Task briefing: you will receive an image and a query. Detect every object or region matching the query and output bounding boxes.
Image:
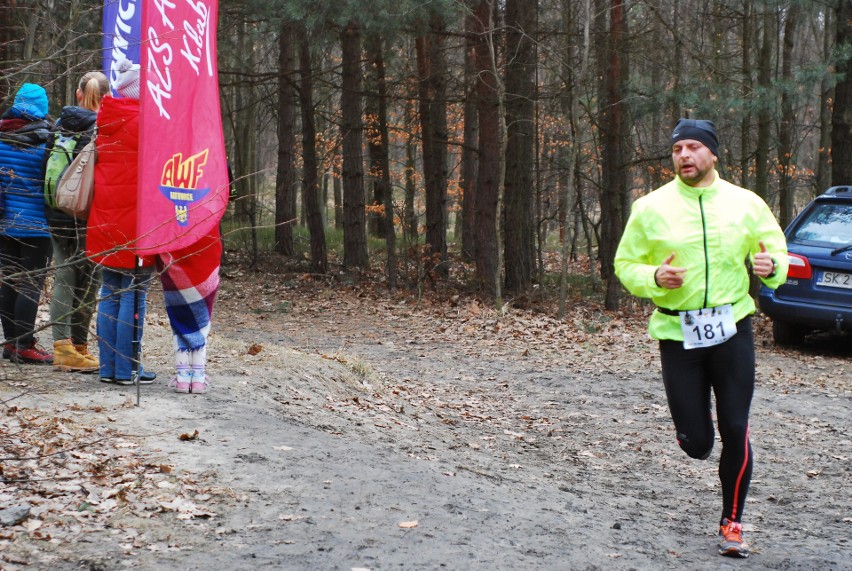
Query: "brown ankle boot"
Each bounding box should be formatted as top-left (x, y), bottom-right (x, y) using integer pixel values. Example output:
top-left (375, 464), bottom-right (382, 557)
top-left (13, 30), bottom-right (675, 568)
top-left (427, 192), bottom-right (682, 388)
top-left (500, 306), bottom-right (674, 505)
top-left (54, 340), bottom-right (99, 373)
top-left (73, 343), bottom-right (99, 369)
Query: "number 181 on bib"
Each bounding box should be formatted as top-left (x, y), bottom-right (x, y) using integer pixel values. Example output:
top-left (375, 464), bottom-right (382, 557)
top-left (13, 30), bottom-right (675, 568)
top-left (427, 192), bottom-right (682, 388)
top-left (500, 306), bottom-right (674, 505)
top-left (680, 304), bottom-right (736, 350)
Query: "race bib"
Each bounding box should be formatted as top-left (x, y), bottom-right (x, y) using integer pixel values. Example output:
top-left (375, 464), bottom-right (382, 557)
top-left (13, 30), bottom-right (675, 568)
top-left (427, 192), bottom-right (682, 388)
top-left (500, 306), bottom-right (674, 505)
top-left (680, 304), bottom-right (736, 350)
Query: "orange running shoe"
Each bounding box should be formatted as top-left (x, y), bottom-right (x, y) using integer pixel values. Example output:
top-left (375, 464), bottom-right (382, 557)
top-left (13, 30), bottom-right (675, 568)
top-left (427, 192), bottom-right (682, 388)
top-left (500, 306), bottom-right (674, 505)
top-left (718, 518), bottom-right (749, 558)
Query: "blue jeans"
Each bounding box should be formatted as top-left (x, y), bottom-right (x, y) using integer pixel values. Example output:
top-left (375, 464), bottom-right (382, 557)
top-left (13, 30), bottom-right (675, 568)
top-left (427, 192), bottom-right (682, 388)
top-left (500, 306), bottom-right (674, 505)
top-left (97, 267), bottom-right (152, 379)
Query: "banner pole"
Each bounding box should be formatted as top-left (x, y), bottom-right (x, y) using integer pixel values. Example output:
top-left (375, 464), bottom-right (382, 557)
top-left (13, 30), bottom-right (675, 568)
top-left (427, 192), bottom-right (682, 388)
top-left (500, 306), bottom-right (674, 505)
top-left (132, 255), bottom-right (141, 407)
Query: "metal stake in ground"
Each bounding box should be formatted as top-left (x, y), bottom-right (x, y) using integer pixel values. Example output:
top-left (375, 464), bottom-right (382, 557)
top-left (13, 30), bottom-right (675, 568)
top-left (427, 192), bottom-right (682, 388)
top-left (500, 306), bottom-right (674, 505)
top-left (131, 256), bottom-right (142, 406)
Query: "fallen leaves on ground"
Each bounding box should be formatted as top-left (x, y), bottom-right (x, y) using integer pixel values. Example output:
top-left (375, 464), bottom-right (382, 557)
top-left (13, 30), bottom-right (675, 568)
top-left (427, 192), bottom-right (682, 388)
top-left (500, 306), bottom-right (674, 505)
top-left (2, 258), bottom-right (847, 565)
top-left (219, 262), bottom-right (852, 513)
top-left (0, 405), bottom-right (223, 557)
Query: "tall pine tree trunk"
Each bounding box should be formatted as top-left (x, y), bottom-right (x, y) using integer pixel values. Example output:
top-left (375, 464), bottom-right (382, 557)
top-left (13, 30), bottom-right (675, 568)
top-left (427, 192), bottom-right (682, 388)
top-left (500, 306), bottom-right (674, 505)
top-left (472, 0), bottom-right (500, 294)
top-left (340, 21), bottom-right (369, 269)
top-left (754, 7), bottom-right (774, 202)
top-left (778, 5), bottom-right (798, 228)
top-left (597, 0), bottom-right (629, 311)
top-left (234, 22), bottom-right (259, 265)
top-left (461, 9), bottom-right (480, 262)
top-left (817, 8), bottom-right (833, 193)
top-left (275, 21), bottom-right (297, 257)
top-left (404, 98), bottom-right (419, 243)
top-left (299, 31), bottom-right (327, 273)
top-left (416, 14), bottom-right (449, 275)
top-left (504, 0), bottom-right (537, 294)
top-left (366, 37), bottom-right (397, 289)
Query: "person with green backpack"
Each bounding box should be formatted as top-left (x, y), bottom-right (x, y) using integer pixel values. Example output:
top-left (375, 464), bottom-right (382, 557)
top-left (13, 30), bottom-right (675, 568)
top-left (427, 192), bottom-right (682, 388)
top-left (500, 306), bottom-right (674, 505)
top-left (43, 72), bottom-right (108, 372)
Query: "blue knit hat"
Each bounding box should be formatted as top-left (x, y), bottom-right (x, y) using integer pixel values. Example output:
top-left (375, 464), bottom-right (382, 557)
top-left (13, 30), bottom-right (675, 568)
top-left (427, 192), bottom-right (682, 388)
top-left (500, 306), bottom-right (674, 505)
top-left (671, 118), bottom-right (719, 156)
top-left (10, 83), bottom-right (49, 119)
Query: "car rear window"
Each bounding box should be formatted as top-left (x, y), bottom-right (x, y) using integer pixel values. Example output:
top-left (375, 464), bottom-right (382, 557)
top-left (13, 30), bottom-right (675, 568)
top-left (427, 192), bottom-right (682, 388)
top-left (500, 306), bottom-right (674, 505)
top-left (790, 202), bottom-right (852, 246)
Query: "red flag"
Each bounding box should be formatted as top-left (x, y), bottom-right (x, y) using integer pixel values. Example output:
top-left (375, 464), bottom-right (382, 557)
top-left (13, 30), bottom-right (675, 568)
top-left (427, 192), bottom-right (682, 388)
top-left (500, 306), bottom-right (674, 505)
top-left (137, 0), bottom-right (228, 254)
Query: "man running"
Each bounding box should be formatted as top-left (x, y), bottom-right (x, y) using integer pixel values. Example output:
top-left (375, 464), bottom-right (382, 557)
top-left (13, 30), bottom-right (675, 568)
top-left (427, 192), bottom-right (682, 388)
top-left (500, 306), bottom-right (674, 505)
top-left (614, 118), bottom-right (788, 558)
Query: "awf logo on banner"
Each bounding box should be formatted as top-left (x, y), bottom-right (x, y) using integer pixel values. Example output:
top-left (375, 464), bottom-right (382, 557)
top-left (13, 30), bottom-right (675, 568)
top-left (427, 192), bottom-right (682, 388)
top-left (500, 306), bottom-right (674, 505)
top-left (102, 0), bottom-right (228, 255)
top-left (160, 150), bottom-right (212, 227)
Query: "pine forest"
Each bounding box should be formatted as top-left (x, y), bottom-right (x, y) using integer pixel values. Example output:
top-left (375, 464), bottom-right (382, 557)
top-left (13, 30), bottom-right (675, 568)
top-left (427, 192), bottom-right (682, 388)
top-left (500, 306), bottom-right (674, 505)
top-left (2, 0), bottom-right (851, 308)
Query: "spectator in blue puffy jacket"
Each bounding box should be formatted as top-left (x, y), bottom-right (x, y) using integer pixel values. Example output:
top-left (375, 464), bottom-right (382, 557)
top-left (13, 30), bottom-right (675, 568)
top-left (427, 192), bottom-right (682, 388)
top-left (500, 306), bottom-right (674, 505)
top-left (0, 83), bottom-right (54, 364)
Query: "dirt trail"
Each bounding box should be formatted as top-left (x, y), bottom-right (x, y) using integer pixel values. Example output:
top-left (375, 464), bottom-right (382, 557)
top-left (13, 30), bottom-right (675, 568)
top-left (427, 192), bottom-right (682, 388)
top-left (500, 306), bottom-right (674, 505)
top-left (1, 274), bottom-right (850, 570)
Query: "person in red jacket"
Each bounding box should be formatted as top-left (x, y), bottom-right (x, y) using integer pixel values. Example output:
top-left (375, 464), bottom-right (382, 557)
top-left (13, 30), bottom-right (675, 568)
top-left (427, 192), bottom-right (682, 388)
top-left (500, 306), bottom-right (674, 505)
top-left (86, 86), bottom-right (156, 385)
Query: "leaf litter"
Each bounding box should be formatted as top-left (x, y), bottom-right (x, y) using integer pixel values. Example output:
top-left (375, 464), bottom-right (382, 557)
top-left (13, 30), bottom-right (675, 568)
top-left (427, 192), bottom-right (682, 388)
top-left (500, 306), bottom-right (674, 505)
top-left (0, 402), bottom-right (227, 563)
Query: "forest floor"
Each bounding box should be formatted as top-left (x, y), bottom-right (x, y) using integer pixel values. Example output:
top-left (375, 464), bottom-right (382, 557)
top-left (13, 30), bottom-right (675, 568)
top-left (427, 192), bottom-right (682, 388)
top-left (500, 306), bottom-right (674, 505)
top-left (0, 258), bottom-right (850, 571)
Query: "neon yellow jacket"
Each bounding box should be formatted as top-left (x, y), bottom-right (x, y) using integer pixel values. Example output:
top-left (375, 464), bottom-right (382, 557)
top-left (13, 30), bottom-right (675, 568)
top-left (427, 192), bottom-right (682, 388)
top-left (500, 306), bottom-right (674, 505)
top-left (614, 172), bottom-right (788, 341)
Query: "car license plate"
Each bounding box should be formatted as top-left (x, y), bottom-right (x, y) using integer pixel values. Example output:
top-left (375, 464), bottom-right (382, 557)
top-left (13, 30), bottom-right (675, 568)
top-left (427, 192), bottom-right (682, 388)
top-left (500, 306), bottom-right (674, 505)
top-left (817, 271), bottom-right (852, 289)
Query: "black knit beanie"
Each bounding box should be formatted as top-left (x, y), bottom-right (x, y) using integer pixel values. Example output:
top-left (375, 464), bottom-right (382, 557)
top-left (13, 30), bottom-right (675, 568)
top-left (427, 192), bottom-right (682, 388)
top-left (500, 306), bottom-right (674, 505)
top-left (671, 119), bottom-right (719, 156)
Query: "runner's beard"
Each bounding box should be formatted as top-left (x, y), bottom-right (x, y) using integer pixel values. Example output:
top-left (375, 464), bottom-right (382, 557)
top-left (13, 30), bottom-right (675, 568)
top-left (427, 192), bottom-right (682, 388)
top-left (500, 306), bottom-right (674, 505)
top-left (677, 163), bottom-right (712, 186)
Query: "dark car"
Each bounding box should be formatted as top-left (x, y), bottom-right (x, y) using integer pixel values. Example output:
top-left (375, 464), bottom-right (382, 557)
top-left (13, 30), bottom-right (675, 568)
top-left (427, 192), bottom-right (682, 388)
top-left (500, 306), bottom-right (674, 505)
top-left (759, 186), bottom-right (852, 345)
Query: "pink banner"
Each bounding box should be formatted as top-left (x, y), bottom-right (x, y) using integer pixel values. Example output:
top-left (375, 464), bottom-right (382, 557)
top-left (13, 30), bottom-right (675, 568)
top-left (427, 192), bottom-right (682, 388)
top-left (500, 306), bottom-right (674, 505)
top-left (137, 0), bottom-right (228, 255)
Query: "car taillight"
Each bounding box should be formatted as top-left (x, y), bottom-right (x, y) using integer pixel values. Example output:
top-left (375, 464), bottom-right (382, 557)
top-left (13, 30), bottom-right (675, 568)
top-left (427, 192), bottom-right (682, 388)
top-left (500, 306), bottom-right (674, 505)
top-left (786, 253), bottom-right (812, 279)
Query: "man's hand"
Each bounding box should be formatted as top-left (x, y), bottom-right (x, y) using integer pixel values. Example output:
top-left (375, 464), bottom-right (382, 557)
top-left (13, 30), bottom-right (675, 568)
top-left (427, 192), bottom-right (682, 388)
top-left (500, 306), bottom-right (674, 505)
top-left (654, 252), bottom-right (687, 289)
top-left (753, 240), bottom-right (775, 278)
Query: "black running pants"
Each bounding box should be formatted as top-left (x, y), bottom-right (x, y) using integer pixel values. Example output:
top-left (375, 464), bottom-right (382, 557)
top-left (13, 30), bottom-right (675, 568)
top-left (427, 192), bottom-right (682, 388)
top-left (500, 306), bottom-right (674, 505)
top-left (659, 316), bottom-right (754, 524)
